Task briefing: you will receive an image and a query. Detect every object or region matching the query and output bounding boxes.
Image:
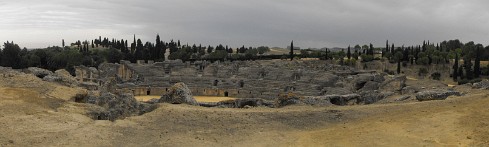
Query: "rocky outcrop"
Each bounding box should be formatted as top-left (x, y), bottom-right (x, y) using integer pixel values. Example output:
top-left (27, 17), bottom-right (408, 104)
top-left (416, 90), bottom-right (461, 101)
top-left (315, 73), bottom-right (340, 89)
top-left (472, 80), bottom-right (489, 89)
top-left (98, 63), bottom-right (120, 79)
top-left (320, 87), bottom-right (353, 95)
top-left (25, 67), bottom-right (80, 87)
top-left (26, 67), bottom-right (53, 78)
top-left (302, 96), bottom-right (333, 106)
top-left (85, 92), bottom-right (157, 121)
top-left (323, 92), bottom-right (390, 106)
top-left (354, 73), bottom-right (385, 91)
top-left (401, 86), bottom-right (418, 95)
top-left (395, 95), bottom-right (411, 101)
top-left (326, 94), bottom-right (361, 106)
top-left (358, 91), bottom-right (392, 105)
top-left (380, 75), bottom-right (407, 92)
top-left (44, 69), bottom-right (79, 87)
top-left (275, 93), bottom-right (303, 107)
top-left (198, 98), bottom-right (274, 108)
top-left (359, 81), bottom-right (380, 91)
top-left (159, 83), bottom-right (198, 105)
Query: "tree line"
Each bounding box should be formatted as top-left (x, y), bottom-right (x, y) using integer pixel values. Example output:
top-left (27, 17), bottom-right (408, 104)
top-left (298, 39), bottom-right (487, 83)
top-left (70, 34), bottom-right (273, 63)
top-left (1, 36), bottom-right (488, 83)
top-left (0, 34), bottom-right (271, 74)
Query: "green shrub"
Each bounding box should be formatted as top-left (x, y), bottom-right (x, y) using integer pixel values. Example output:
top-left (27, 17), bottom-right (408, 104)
top-left (360, 54), bottom-right (374, 62)
top-left (431, 72), bottom-right (441, 80)
top-left (458, 78), bottom-right (482, 85)
top-left (418, 68), bottom-right (429, 77)
top-left (384, 69), bottom-right (395, 75)
top-left (344, 59), bottom-right (357, 66)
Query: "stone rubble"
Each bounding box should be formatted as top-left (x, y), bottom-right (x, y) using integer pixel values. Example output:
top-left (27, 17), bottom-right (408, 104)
top-left (415, 90), bottom-right (462, 101)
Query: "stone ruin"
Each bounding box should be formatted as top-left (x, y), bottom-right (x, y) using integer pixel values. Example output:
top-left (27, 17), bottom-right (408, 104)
top-left (159, 82), bottom-right (198, 105)
top-left (92, 59), bottom-right (424, 107)
top-left (0, 58), bottom-right (466, 120)
top-left (16, 58), bottom-right (464, 111)
top-left (73, 79), bottom-right (157, 121)
top-left (24, 67), bottom-right (79, 88)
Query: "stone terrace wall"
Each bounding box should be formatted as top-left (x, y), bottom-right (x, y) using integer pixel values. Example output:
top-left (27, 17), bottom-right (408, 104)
top-left (114, 60), bottom-right (357, 100)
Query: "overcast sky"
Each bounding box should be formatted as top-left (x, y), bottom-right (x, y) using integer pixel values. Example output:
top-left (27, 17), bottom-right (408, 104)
top-left (1, 0), bottom-right (489, 49)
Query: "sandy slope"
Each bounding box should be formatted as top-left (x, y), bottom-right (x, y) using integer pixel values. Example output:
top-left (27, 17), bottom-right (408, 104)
top-left (294, 92), bottom-right (489, 146)
top-left (1, 71), bottom-right (489, 146)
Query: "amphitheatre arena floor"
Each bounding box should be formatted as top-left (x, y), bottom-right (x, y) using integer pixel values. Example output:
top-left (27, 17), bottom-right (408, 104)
top-left (1, 73), bottom-right (489, 146)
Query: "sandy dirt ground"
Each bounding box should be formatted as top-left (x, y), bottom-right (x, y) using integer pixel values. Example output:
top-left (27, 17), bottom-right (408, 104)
top-left (1, 73), bottom-right (489, 146)
top-left (134, 95), bottom-right (161, 101)
top-left (193, 96), bottom-right (236, 102)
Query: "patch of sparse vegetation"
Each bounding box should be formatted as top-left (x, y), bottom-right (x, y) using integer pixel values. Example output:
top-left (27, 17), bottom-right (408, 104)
top-left (275, 93), bottom-right (303, 108)
top-left (431, 72), bottom-right (441, 80)
top-left (419, 68), bottom-right (429, 77)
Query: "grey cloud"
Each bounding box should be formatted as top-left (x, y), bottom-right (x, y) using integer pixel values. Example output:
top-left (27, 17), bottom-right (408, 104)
top-left (1, 0), bottom-right (489, 48)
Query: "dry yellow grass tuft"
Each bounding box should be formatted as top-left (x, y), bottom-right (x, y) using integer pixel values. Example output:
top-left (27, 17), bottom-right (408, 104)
top-left (194, 96), bottom-right (236, 103)
top-left (134, 95), bottom-right (160, 101)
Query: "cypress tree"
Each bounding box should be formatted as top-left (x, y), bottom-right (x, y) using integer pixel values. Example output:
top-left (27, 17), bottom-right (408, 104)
top-left (131, 34), bottom-right (136, 54)
top-left (391, 43), bottom-right (395, 54)
top-left (474, 46), bottom-right (481, 78)
top-left (121, 39), bottom-right (128, 53)
top-left (403, 47), bottom-right (409, 62)
top-left (325, 49), bottom-right (329, 60)
top-left (62, 39), bottom-right (65, 47)
top-left (422, 41), bottom-right (426, 52)
top-left (135, 39), bottom-right (143, 60)
top-left (458, 66), bottom-right (464, 80)
top-left (384, 40), bottom-right (388, 58)
top-left (369, 43), bottom-right (374, 55)
top-left (354, 49), bottom-right (358, 60)
top-left (290, 40), bottom-right (294, 61)
top-left (397, 59), bottom-right (401, 74)
top-left (207, 45), bottom-right (213, 54)
top-left (464, 56), bottom-right (473, 80)
top-left (347, 45), bottom-right (351, 59)
top-left (155, 34), bottom-right (162, 59)
top-left (453, 53), bottom-right (459, 81)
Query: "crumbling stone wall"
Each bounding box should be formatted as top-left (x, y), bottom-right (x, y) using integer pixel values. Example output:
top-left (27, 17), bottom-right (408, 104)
top-left (105, 60), bottom-right (383, 100)
top-left (75, 65), bottom-right (100, 83)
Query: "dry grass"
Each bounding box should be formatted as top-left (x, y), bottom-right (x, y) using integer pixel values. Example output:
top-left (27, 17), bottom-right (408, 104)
top-left (406, 76), bottom-right (418, 81)
top-left (481, 61), bottom-right (489, 66)
top-left (134, 95), bottom-right (160, 101)
top-left (194, 96), bottom-right (236, 102)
